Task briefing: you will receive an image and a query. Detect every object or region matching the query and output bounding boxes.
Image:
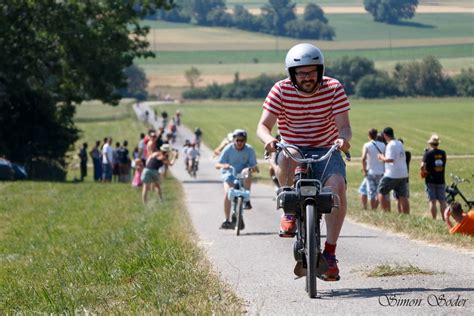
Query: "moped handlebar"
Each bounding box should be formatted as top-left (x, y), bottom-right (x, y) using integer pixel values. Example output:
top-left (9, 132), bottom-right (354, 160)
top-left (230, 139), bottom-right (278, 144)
top-left (265, 142), bottom-right (350, 163)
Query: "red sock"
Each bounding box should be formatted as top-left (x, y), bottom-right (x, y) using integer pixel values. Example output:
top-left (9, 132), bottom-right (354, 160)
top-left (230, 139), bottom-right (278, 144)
top-left (324, 242), bottom-right (336, 255)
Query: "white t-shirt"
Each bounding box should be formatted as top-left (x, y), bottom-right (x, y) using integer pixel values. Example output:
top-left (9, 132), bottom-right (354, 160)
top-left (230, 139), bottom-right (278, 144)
top-left (384, 139), bottom-right (408, 179)
top-left (186, 148), bottom-right (200, 160)
top-left (363, 141), bottom-right (385, 175)
top-left (102, 143), bottom-right (114, 164)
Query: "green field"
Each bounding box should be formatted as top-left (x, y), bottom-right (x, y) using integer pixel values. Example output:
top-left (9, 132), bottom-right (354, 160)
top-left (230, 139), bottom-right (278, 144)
top-left (152, 98), bottom-right (474, 156)
top-left (0, 103), bottom-right (241, 313)
top-left (139, 44), bottom-right (473, 65)
top-left (141, 12), bottom-right (473, 89)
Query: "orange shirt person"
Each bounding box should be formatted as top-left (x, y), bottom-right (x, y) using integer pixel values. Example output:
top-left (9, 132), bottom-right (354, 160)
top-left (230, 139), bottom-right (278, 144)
top-left (444, 202), bottom-right (474, 235)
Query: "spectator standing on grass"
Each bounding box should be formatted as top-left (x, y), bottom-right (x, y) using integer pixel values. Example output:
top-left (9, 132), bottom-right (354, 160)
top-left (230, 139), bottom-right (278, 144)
top-left (79, 142), bottom-right (88, 181)
top-left (421, 134), bottom-right (447, 220)
top-left (362, 128), bottom-right (386, 210)
top-left (102, 137), bottom-right (113, 183)
top-left (358, 177), bottom-right (368, 210)
top-left (444, 202), bottom-right (474, 235)
top-left (377, 127), bottom-right (410, 214)
top-left (138, 133), bottom-right (146, 162)
top-left (89, 140), bottom-right (102, 182)
top-left (112, 142), bottom-right (121, 182)
top-left (141, 144), bottom-right (177, 203)
top-left (394, 138), bottom-right (411, 213)
top-left (175, 110), bottom-right (181, 126)
top-left (118, 140), bottom-right (130, 182)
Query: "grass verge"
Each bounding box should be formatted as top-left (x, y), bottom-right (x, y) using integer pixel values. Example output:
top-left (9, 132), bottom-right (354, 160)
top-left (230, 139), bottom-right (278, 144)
top-left (366, 264), bottom-right (435, 277)
top-left (0, 102), bottom-right (241, 314)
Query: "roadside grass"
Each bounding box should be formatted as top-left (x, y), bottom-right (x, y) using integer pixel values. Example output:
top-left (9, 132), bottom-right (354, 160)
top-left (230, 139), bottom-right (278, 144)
top-left (0, 103), bottom-right (241, 313)
top-left (151, 98), bottom-right (474, 249)
top-left (75, 99), bottom-right (136, 123)
top-left (365, 264), bottom-right (435, 277)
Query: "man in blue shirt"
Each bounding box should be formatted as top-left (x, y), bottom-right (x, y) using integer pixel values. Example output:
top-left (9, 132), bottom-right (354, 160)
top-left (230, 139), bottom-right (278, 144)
top-left (216, 129), bottom-right (258, 229)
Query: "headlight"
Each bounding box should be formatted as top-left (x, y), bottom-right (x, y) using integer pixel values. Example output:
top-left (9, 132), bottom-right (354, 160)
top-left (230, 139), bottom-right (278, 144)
top-left (300, 186), bottom-right (317, 197)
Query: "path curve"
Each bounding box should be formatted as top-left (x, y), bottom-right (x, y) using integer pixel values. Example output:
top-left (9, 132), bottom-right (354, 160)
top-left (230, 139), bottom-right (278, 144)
top-left (135, 102), bottom-right (473, 315)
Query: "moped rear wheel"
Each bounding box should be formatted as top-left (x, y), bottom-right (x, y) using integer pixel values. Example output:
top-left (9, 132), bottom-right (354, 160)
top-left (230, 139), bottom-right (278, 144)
top-left (305, 204), bottom-right (317, 298)
top-left (236, 197), bottom-right (243, 236)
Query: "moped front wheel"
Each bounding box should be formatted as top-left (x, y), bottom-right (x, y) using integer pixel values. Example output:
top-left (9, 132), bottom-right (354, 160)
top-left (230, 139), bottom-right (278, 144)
top-left (305, 204), bottom-right (317, 298)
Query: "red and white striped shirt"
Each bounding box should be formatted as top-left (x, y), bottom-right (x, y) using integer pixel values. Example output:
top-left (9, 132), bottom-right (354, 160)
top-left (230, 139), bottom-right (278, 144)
top-left (263, 76), bottom-right (350, 147)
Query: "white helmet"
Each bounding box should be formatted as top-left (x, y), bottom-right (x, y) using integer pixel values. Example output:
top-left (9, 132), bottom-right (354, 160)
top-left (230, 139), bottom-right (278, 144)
top-left (285, 43), bottom-right (325, 93)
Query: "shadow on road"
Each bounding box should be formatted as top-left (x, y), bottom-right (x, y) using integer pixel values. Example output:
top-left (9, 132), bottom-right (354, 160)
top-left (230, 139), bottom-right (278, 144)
top-left (319, 287), bottom-right (474, 299)
top-left (238, 232), bottom-right (278, 237)
top-left (182, 180), bottom-right (222, 184)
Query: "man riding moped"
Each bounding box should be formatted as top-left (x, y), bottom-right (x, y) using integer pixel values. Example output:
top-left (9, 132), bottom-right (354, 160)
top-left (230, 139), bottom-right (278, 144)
top-left (256, 43), bottom-right (352, 281)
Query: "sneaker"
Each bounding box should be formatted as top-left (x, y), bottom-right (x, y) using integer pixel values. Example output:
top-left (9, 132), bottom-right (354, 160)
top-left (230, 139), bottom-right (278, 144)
top-left (319, 252), bottom-right (340, 281)
top-left (220, 220), bottom-right (233, 230)
top-left (243, 201), bottom-right (252, 210)
top-left (279, 214), bottom-right (296, 237)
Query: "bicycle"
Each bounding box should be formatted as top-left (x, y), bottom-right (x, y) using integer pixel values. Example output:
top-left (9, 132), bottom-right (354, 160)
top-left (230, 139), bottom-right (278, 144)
top-left (270, 142), bottom-right (349, 298)
top-left (227, 166), bottom-right (251, 236)
top-left (188, 158), bottom-right (199, 178)
top-left (446, 174), bottom-right (474, 209)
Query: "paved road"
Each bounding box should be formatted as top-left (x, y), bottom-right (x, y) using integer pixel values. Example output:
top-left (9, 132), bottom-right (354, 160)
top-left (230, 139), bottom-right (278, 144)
top-left (135, 102), bottom-right (473, 315)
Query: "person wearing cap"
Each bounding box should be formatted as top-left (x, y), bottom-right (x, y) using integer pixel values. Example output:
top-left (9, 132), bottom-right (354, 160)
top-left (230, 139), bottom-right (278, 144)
top-left (421, 134), bottom-right (447, 220)
top-left (140, 143), bottom-right (177, 203)
top-left (256, 43), bottom-right (351, 281)
top-left (215, 129), bottom-right (258, 230)
top-left (377, 127), bottom-right (410, 214)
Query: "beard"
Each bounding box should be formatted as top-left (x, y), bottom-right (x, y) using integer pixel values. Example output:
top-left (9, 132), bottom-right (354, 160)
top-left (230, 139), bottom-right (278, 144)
top-left (298, 79), bottom-right (317, 94)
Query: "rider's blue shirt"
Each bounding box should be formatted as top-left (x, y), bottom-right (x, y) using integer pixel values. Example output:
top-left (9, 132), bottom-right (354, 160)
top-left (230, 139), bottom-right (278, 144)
top-left (218, 143), bottom-right (257, 177)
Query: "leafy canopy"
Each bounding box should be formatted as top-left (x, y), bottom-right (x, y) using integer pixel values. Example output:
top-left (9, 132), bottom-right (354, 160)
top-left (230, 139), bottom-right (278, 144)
top-left (0, 0), bottom-right (173, 177)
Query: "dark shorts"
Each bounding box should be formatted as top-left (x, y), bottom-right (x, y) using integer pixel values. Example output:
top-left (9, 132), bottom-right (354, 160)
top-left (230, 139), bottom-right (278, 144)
top-left (425, 183), bottom-right (446, 201)
top-left (378, 177), bottom-right (408, 198)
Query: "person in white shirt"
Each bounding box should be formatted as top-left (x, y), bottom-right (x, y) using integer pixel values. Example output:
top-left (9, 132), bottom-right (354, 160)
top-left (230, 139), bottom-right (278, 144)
top-left (186, 143), bottom-right (200, 174)
top-left (377, 127), bottom-right (410, 213)
top-left (101, 137), bottom-right (114, 182)
top-left (362, 128), bottom-right (386, 210)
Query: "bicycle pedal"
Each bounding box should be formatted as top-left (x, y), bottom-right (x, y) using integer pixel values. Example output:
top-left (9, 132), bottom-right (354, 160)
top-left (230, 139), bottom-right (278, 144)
top-left (318, 274), bottom-right (341, 282)
top-left (279, 231), bottom-right (296, 238)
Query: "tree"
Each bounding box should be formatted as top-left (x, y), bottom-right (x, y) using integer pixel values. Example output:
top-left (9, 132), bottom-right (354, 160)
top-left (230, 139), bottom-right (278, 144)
top-left (355, 72), bottom-right (400, 98)
top-left (453, 68), bottom-right (474, 96)
top-left (304, 3), bottom-right (327, 23)
top-left (260, 0), bottom-right (296, 35)
top-left (119, 65), bottom-right (149, 101)
top-left (185, 67), bottom-right (202, 88)
top-left (364, 0), bottom-right (418, 24)
top-left (0, 0), bottom-right (173, 179)
top-left (233, 5), bottom-right (261, 31)
top-left (186, 0), bottom-right (227, 25)
top-left (326, 56), bottom-right (377, 95)
top-left (394, 56), bottom-right (455, 96)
